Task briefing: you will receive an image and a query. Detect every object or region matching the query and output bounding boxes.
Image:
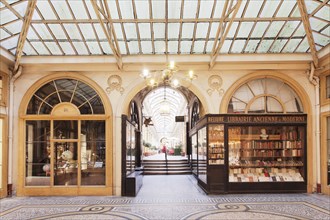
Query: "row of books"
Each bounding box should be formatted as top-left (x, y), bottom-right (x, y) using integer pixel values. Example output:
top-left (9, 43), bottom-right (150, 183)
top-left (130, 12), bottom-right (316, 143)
top-left (229, 173), bottom-right (304, 182)
top-left (209, 147), bottom-right (224, 153)
top-left (229, 159), bottom-right (304, 167)
top-left (240, 149), bottom-right (302, 157)
top-left (209, 153), bottom-right (224, 159)
top-left (209, 159), bottom-right (224, 165)
top-left (229, 140), bottom-right (302, 150)
top-left (229, 167), bottom-right (302, 175)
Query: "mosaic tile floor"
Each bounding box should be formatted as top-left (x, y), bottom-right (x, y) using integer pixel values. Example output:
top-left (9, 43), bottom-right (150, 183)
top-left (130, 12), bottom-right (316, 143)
top-left (1, 175), bottom-right (329, 220)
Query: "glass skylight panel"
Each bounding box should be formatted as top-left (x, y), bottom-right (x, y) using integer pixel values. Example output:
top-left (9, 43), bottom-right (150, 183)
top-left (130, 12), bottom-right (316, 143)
top-left (282, 39), bottom-right (301, 53)
top-left (168, 0), bottom-right (181, 19)
top-left (231, 40), bottom-right (246, 53)
top-left (315, 6), bottom-right (330, 21)
top-left (86, 42), bottom-right (102, 55)
top-left (0, 2), bottom-right (4, 8)
top-left (153, 23), bottom-right (165, 39)
top-left (278, 21), bottom-right (300, 38)
top-left (180, 41), bottom-right (192, 54)
top-left (5, 20), bottom-right (22, 35)
top-left (244, 0), bottom-right (263, 18)
top-left (51, 1), bottom-right (72, 19)
top-left (321, 26), bottom-right (330, 37)
top-left (237, 22), bottom-right (254, 38)
top-left (313, 32), bottom-right (330, 47)
top-left (79, 24), bottom-right (96, 40)
top-left (227, 22), bottom-right (239, 38)
top-left (309, 17), bottom-right (328, 32)
top-left (100, 42), bottom-right (113, 54)
top-left (193, 41), bottom-right (205, 53)
top-left (292, 22), bottom-right (305, 37)
top-left (32, 9), bottom-right (41, 20)
top-left (0, 29), bottom-right (10, 40)
top-left (220, 40), bottom-right (231, 53)
top-left (199, 1), bottom-right (214, 18)
top-left (260, 0), bottom-right (280, 18)
top-left (118, 41), bottom-right (127, 55)
top-left (141, 41), bottom-right (153, 54)
top-left (0, 34), bottom-right (18, 50)
top-left (12, 1), bottom-right (27, 18)
top-left (124, 23), bottom-right (137, 40)
top-left (154, 41), bottom-right (166, 54)
top-left (33, 24), bottom-right (53, 40)
top-left (45, 42), bottom-right (62, 55)
top-left (295, 37), bottom-right (309, 53)
top-left (10, 48), bottom-right (16, 55)
top-left (181, 23), bottom-right (194, 39)
top-left (0, 9), bottom-right (17, 25)
top-left (236, 0), bottom-right (248, 18)
top-left (265, 21), bottom-right (285, 38)
top-left (213, 1), bottom-right (225, 18)
top-left (63, 24), bottom-right (82, 40)
top-left (251, 22), bottom-right (269, 38)
top-left (30, 42), bottom-right (50, 55)
top-left (118, 1), bottom-right (133, 19)
top-left (26, 28), bottom-right (39, 41)
top-left (48, 24), bottom-right (67, 40)
top-left (128, 41), bottom-right (139, 54)
top-left (68, 0), bottom-right (88, 19)
top-left (135, 0), bottom-right (149, 19)
top-left (94, 24), bottom-right (106, 40)
top-left (152, 0), bottom-right (165, 19)
top-left (257, 40), bottom-right (273, 53)
top-left (168, 23), bottom-right (180, 39)
top-left (36, 1), bottom-right (57, 19)
top-left (269, 39), bottom-right (288, 53)
top-left (305, 1), bottom-right (320, 14)
top-left (277, 1), bottom-right (296, 17)
top-left (72, 42), bottom-right (89, 55)
top-left (244, 40), bottom-right (259, 53)
top-left (208, 23), bottom-right (220, 39)
top-left (59, 42), bottom-right (76, 55)
top-left (138, 23), bottom-right (151, 39)
top-left (84, 0), bottom-right (97, 19)
top-left (168, 41), bottom-right (178, 54)
top-left (107, 0), bottom-right (119, 19)
top-left (195, 23), bottom-right (209, 39)
top-left (23, 42), bottom-right (38, 55)
top-left (183, 0), bottom-right (198, 19)
top-left (205, 41), bottom-right (213, 53)
top-left (112, 23), bottom-right (123, 40)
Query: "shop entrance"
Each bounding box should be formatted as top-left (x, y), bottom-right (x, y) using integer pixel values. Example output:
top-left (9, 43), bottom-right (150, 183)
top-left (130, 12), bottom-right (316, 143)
top-left (141, 86), bottom-right (188, 174)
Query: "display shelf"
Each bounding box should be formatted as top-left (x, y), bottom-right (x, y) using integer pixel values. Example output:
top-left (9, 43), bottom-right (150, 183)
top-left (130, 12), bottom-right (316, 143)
top-left (208, 125), bottom-right (225, 165)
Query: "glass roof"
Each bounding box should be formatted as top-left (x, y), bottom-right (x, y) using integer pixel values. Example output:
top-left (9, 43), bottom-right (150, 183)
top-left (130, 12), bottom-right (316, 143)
top-left (0, 0), bottom-right (329, 57)
top-left (143, 86), bottom-right (187, 142)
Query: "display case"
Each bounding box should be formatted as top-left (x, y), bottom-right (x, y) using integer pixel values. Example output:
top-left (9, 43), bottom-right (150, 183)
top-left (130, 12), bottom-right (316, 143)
top-left (189, 114), bottom-right (307, 194)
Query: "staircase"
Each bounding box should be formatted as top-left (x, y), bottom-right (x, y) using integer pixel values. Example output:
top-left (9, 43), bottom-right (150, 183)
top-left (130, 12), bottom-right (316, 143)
top-left (142, 159), bottom-right (191, 175)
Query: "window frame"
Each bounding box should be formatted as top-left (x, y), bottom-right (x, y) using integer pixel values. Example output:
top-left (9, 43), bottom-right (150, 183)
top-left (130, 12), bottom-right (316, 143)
top-left (320, 73), bottom-right (330, 106)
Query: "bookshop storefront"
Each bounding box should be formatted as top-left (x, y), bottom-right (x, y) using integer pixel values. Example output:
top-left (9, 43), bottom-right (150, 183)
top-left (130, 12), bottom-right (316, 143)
top-left (190, 75), bottom-right (313, 194)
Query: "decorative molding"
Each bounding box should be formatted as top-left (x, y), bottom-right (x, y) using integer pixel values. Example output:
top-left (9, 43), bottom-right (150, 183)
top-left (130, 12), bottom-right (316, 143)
top-left (106, 75), bottom-right (124, 95)
top-left (207, 75), bottom-right (224, 96)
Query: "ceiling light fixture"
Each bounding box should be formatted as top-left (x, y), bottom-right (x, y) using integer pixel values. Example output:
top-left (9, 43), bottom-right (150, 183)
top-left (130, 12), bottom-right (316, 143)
top-left (140, 60), bottom-right (197, 88)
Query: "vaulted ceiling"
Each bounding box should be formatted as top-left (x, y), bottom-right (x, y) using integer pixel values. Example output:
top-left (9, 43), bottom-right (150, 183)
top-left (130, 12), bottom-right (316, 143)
top-left (1, 0), bottom-right (329, 73)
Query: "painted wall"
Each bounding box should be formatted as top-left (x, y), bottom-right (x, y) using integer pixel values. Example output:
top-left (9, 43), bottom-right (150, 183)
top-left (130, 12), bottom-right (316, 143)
top-left (11, 64), bottom-right (317, 195)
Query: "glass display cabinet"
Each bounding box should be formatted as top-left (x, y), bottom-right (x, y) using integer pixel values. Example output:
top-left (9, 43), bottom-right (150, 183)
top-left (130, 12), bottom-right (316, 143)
top-left (190, 114), bottom-right (307, 194)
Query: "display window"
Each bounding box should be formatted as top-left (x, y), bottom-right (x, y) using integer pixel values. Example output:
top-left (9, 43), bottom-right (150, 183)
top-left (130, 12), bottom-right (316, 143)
top-left (20, 78), bottom-right (109, 195)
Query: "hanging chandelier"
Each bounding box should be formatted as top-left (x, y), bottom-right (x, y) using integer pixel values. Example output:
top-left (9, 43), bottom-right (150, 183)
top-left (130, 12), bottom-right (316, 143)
top-left (140, 61), bottom-right (197, 88)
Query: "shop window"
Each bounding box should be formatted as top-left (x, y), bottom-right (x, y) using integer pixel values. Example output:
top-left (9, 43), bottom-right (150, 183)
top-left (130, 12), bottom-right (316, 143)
top-left (327, 76), bottom-right (330, 99)
top-left (327, 117), bottom-right (330, 185)
top-left (0, 119), bottom-right (2, 189)
top-left (228, 78), bottom-right (303, 113)
top-left (191, 101), bottom-right (200, 128)
top-left (25, 79), bottom-right (106, 187)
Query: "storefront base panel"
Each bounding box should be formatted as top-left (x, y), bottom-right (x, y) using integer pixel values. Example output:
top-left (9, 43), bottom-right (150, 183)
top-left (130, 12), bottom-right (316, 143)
top-left (17, 186), bottom-right (113, 196)
top-left (228, 182), bottom-right (307, 193)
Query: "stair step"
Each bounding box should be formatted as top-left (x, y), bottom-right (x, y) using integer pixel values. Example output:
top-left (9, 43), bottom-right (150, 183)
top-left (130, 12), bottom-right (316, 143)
top-left (142, 159), bottom-right (191, 175)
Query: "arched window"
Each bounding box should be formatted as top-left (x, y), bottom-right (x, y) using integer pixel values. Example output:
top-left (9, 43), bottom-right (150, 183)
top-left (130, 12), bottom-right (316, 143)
top-left (27, 79), bottom-right (104, 115)
top-left (24, 78), bottom-right (107, 189)
top-left (227, 78), bottom-right (303, 114)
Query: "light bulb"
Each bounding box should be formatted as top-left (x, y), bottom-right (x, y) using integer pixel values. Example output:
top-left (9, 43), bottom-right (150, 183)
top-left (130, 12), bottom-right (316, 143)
top-left (142, 69), bottom-right (149, 78)
top-left (188, 70), bottom-right (194, 79)
top-left (169, 61), bottom-right (175, 69)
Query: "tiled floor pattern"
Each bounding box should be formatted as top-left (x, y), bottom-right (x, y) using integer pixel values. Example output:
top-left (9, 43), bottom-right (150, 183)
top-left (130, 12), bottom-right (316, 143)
top-left (0, 175), bottom-right (329, 220)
